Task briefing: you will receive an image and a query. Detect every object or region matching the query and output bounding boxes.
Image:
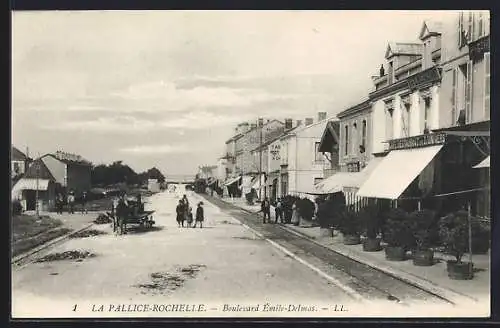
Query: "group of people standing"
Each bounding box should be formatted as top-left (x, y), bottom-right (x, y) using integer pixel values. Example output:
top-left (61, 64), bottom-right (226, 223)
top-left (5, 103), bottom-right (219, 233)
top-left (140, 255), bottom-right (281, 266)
top-left (176, 195), bottom-right (205, 228)
top-left (55, 190), bottom-right (88, 215)
top-left (258, 195), bottom-right (324, 226)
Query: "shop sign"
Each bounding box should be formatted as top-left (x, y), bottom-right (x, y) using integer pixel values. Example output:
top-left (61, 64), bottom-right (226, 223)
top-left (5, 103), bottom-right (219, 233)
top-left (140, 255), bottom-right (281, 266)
top-left (389, 133), bottom-right (446, 151)
top-left (270, 143), bottom-right (281, 161)
top-left (407, 66), bottom-right (441, 90)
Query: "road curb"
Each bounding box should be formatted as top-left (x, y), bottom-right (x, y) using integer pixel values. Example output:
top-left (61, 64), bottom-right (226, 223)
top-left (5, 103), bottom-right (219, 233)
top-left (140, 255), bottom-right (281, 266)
top-left (220, 198), bottom-right (479, 306)
top-left (12, 222), bottom-right (96, 265)
top-left (278, 224), bottom-right (478, 305)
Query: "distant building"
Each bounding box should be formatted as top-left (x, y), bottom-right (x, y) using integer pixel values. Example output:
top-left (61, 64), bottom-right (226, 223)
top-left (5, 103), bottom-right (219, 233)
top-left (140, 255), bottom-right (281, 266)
top-left (148, 179), bottom-right (160, 193)
top-left (11, 146), bottom-right (31, 181)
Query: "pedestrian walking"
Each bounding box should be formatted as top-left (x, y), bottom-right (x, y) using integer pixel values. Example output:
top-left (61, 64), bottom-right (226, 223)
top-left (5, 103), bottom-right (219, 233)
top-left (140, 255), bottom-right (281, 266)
top-left (194, 202), bottom-right (204, 228)
top-left (176, 200), bottom-right (184, 228)
top-left (81, 191), bottom-right (88, 214)
top-left (275, 198), bottom-right (283, 223)
top-left (67, 191), bottom-right (75, 214)
top-left (56, 193), bottom-right (64, 214)
top-left (261, 197), bottom-right (271, 224)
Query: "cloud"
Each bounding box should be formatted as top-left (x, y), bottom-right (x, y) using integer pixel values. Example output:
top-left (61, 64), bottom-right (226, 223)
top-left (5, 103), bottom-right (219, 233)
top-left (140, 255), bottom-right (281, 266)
top-left (119, 144), bottom-right (190, 154)
top-left (42, 116), bottom-right (158, 132)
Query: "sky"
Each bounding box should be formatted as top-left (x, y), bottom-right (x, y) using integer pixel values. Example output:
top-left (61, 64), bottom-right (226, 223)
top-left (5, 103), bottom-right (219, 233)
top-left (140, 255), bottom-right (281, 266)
top-left (12, 10), bottom-right (456, 177)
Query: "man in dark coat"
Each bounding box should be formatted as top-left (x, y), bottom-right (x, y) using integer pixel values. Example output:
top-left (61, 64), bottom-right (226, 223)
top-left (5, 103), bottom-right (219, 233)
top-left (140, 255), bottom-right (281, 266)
top-left (194, 202), bottom-right (204, 228)
top-left (275, 198), bottom-right (283, 223)
top-left (176, 200), bottom-right (184, 227)
top-left (261, 197), bottom-right (271, 224)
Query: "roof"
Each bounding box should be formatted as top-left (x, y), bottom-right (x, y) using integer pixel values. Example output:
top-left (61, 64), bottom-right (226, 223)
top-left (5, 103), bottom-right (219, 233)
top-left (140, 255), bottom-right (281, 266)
top-left (385, 42), bottom-right (423, 59)
top-left (318, 120), bottom-right (340, 153)
top-left (336, 99), bottom-right (371, 119)
top-left (419, 20), bottom-right (443, 39)
top-left (280, 115), bottom-right (337, 140)
top-left (43, 152), bottom-right (92, 166)
top-left (12, 146), bottom-right (28, 161)
top-left (24, 159), bottom-right (57, 181)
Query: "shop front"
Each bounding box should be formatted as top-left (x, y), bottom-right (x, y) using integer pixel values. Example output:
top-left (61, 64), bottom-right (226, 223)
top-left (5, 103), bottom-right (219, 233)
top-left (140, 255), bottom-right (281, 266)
top-left (356, 131), bottom-right (490, 218)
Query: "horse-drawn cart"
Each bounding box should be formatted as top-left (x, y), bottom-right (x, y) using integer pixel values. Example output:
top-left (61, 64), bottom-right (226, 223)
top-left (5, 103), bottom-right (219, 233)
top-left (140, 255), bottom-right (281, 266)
top-left (105, 199), bottom-right (156, 234)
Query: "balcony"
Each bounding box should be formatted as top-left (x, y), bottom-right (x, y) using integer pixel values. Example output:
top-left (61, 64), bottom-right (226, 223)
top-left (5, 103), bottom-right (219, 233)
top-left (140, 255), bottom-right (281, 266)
top-left (406, 66), bottom-right (441, 91)
top-left (323, 168), bottom-right (337, 179)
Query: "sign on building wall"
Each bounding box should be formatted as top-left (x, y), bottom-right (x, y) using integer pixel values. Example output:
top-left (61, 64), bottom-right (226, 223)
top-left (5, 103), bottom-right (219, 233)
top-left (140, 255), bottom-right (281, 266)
top-left (269, 143), bottom-right (281, 171)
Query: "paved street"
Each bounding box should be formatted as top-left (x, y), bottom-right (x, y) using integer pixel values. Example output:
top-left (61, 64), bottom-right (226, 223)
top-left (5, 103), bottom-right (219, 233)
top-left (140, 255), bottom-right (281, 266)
top-left (12, 186), bottom-right (367, 318)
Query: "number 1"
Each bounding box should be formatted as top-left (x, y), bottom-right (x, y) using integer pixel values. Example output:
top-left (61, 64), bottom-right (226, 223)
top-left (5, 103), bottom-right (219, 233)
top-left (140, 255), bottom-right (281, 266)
top-left (72, 304), bottom-right (77, 311)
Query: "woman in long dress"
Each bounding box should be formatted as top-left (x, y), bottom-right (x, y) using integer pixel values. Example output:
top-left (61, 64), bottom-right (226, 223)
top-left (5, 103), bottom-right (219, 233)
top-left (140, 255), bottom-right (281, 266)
top-left (291, 201), bottom-right (300, 226)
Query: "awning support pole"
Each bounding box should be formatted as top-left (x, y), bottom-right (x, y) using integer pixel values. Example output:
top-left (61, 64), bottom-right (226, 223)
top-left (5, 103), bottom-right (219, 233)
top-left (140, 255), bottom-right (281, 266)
top-left (468, 201), bottom-right (473, 265)
top-left (418, 201), bottom-right (421, 211)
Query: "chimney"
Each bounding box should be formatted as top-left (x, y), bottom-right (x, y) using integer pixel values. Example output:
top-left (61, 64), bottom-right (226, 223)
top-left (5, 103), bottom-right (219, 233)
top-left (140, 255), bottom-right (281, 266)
top-left (285, 118), bottom-right (293, 130)
top-left (296, 120), bottom-right (302, 127)
top-left (380, 64), bottom-right (385, 77)
top-left (305, 117), bottom-right (314, 126)
top-left (318, 112), bottom-right (327, 121)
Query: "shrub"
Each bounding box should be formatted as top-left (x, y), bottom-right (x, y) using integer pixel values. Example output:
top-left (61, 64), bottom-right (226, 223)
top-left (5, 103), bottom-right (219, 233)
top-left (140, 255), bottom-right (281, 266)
top-left (410, 209), bottom-right (437, 251)
top-left (439, 210), bottom-right (469, 264)
top-left (470, 218), bottom-right (491, 254)
top-left (338, 210), bottom-right (363, 236)
top-left (383, 208), bottom-right (415, 249)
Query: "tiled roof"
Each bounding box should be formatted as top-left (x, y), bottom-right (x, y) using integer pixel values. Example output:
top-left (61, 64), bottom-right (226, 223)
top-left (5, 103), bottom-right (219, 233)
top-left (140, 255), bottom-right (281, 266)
top-left (11, 146), bottom-right (27, 161)
top-left (421, 20), bottom-right (443, 36)
top-left (24, 159), bottom-right (56, 181)
top-left (386, 42), bottom-right (423, 58)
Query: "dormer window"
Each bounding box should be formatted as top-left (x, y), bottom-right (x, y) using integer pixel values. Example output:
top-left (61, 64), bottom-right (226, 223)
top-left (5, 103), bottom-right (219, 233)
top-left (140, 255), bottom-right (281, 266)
top-left (384, 99), bottom-right (395, 140)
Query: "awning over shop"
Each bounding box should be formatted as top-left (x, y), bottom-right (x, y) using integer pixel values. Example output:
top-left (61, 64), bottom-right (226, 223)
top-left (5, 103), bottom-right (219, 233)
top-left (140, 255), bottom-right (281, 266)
top-left (357, 145), bottom-right (444, 199)
top-left (224, 176), bottom-right (241, 186)
top-left (473, 156), bottom-right (490, 169)
top-left (309, 157), bottom-right (384, 195)
top-left (12, 178), bottom-right (50, 195)
top-left (251, 174), bottom-right (266, 189)
top-left (239, 175), bottom-right (254, 193)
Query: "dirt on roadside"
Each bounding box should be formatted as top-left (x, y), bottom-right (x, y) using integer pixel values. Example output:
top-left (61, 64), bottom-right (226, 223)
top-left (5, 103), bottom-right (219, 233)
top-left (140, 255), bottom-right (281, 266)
top-left (135, 264), bottom-right (207, 295)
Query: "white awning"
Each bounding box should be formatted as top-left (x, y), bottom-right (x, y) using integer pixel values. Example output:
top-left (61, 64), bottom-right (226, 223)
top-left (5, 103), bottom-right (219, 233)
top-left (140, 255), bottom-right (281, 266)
top-left (251, 174), bottom-right (266, 189)
top-left (310, 157), bottom-right (384, 195)
top-left (12, 178), bottom-right (50, 193)
top-left (473, 156), bottom-right (490, 169)
top-left (357, 145), bottom-right (444, 199)
top-left (224, 176), bottom-right (241, 186)
top-left (239, 175), bottom-right (254, 193)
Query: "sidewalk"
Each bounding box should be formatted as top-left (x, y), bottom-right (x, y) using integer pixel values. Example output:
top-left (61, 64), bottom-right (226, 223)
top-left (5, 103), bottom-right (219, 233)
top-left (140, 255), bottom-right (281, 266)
top-left (219, 196), bottom-right (490, 305)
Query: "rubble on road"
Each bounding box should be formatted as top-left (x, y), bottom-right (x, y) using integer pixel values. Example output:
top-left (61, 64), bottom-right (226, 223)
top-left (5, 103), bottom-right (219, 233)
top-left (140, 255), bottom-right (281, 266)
top-left (69, 229), bottom-right (107, 238)
top-left (93, 214), bottom-right (112, 224)
top-left (134, 264), bottom-right (207, 295)
top-left (35, 250), bottom-right (97, 263)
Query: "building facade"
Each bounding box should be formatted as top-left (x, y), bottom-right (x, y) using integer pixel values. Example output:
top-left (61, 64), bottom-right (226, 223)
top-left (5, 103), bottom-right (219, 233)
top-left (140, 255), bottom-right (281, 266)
top-left (279, 116), bottom-right (329, 198)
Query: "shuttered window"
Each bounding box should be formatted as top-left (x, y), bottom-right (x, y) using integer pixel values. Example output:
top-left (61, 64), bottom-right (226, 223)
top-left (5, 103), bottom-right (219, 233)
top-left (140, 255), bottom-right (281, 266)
top-left (451, 68), bottom-right (457, 124)
top-left (400, 98), bottom-right (411, 137)
top-left (465, 60), bottom-right (473, 123)
top-left (484, 52), bottom-right (490, 119)
top-left (458, 12), bottom-right (465, 47)
top-left (467, 12), bottom-right (474, 42)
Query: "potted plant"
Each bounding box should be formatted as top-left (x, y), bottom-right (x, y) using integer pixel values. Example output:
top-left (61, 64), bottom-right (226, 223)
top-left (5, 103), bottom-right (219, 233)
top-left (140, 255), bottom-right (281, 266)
top-left (383, 208), bottom-right (414, 261)
top-left (471, 218), bottom-right (491, 254)
top-left (339, 210), bottom-right (363, 245)
top-left (410, 209), bottom-right (437, 266)
top-left (362, 206), bottom-right (382, 252)
top-left (439, 210), bottom-right (474, 280)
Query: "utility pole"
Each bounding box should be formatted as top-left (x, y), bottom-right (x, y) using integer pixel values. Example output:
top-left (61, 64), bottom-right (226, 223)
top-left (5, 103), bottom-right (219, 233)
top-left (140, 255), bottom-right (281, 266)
top-left (259, 118), bottom-right (263, 201)
top-left (35, 153), bottom-right (40, 218)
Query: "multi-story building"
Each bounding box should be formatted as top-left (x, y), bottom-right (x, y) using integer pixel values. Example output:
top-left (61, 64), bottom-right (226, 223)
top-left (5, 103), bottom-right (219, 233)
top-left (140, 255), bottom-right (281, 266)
top-left (11, 146), bottom-right (31, 182)
top-left (357, 12), bottom-right (490, 217)
top-left (317, 119), bottom-right (340, 179)
top-left (234, 119), bottom-right (285, 176)
top-left (279, 113), bottom-right (330, 198)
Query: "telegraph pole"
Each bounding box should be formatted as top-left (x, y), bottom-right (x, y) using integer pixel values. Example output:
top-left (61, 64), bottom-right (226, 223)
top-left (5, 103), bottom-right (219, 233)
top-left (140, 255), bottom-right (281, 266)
top-left (259, 118), bottom-right (263, 200)
top-left (35, 153), bottom-right (40, 218)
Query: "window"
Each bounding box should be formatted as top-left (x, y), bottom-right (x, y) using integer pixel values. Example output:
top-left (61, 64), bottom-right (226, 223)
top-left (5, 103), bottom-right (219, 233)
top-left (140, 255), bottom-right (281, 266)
top-left (465, 60), bottom-right (473, 123)
top-left (385, 100), bottom-right (394, 140)
top-left (467, 11), bottom-right (474, 42)
top-left (484, 52), bottom-right (490, 119)
top-left (477, 12), bottom-right (484, 38)
top-left (423, 97), bottom-right (431, 133)
top-left (401, 97), bottom-right (411, 137)
top-left (388, 61), bottom-right (394, 84)
top-left (13, 162), bottom-right (20, 174)
top-left (314, 142), bottom-right (324, 162)
top-left (451, 68), bottom-right (457, 124)
top-left (352, 122), bottom-right (358, 155)
top-left (344, 125), bottom-right (349, 156)
top-left (361, 120), bottom-right (367, 152)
